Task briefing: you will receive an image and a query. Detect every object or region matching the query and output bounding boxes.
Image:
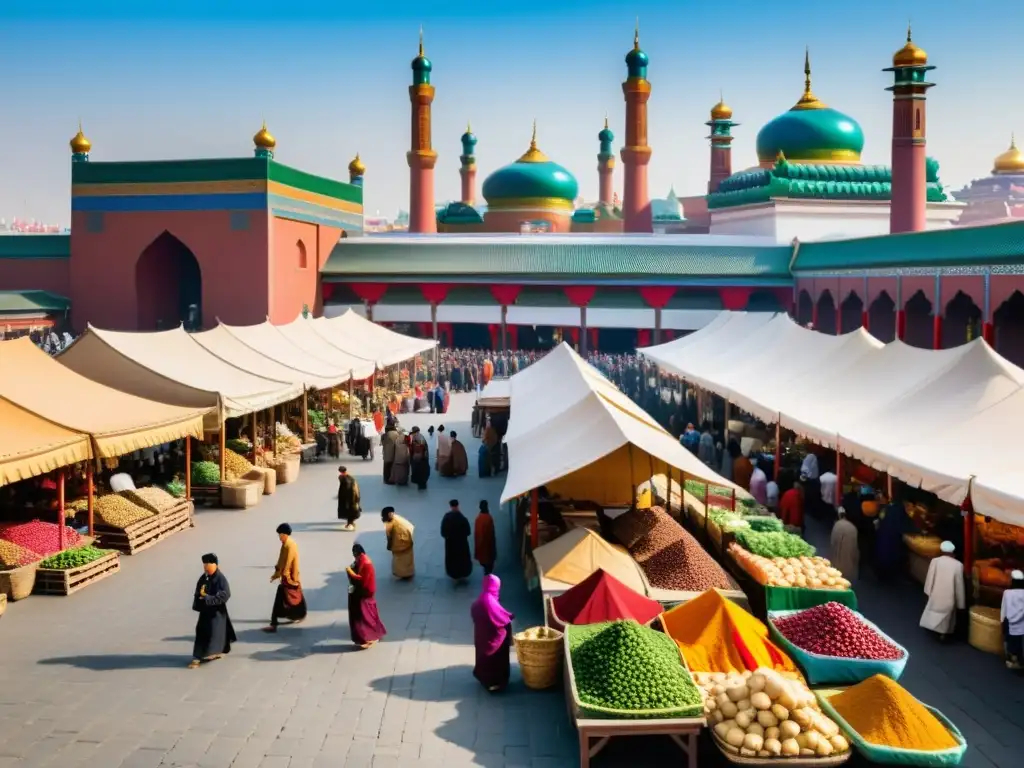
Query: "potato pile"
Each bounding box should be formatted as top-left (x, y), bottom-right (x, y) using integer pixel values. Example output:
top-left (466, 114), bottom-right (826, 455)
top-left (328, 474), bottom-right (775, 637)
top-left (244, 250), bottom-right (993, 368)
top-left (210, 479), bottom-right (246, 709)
top-left (120, 487), bottom-right (178, 515)
top-left (94, 495), bottom-right (154, 528)
top-left (223, 448), bottom-right (255, 480)
top-left (695, 668), bottom-right (850, 758)
top-left (730, 545), bottom-right (853, 589)
top-left (0, 540), bottom-right (40, 568)
top-left (616, 507), bottom-right (732, 591)
top-left (516, 626), bottom-right (562, 642)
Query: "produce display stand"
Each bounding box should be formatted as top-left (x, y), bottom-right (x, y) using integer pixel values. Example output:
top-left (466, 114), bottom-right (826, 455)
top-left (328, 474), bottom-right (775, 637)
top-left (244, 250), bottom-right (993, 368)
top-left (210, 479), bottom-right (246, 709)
top-left (95, 500), bottom-right (194, 555)
top-left (726, 550), bottom-right (858, 620)
top-left (563, 660), bottom-right (704, 768)
top-left (710, 731), bottom-right (851, 767)
top-left (815, 689), bottom-right (967, 767)
top-left (33, 550), bottom-right (120, 596)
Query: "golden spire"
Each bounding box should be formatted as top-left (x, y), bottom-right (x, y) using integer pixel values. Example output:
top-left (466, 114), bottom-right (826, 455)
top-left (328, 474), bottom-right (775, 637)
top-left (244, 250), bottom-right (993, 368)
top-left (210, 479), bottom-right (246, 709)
top-left (70, 120), bottom-right (91, 154)
top-left (792, 47), bottom-right (826, 111)
top-left (418, 26), bottom-right (424, 57)
top-left (711, 92), bottom-right (733, 121)
top-left (634, 18), bottom-right (640, 49)
top-left (604, 114), bottom-right (609, 129)
top-left (348, 153), bottom-right (366, 177)
top-left (253, 120), bottom-right (276, 149)
top-left (892, 21), bottom-right (928, 67)
top-left (467, 120), bottom-right (472, 133)
top-left (993, 133), bottom-right (1024, 174)
top-left (518, 119), bottom-right (549, 163)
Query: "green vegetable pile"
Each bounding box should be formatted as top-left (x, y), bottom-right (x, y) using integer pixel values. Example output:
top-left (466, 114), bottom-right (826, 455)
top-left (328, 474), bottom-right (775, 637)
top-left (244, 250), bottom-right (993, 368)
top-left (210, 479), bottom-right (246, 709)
top-left (225, 438), bottom-right (253, 455)
top-left (734, 529), bottom-right (815, 558)
top-left (166, 480), bottom-right (186, 498)
top-left (745, 516), bottom-right (783, 533)
top-left (684, 479), bottom-right (732, 498)
top-left (39, 546), bottom-right (113, 570)
top-left (191, 461), bottom-right (221, 486)
top-left (309, 409), bottom-right (327, 431)
top-left (568, 620), bottom-right (703, 718)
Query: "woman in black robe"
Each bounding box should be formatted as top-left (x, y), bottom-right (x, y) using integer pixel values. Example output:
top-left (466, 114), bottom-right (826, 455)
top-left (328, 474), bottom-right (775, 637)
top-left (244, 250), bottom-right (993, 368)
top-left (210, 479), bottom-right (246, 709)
top-left (191, 553), bottom-right (236, 669)
top-left (441, 500), bottom-right (473, 583)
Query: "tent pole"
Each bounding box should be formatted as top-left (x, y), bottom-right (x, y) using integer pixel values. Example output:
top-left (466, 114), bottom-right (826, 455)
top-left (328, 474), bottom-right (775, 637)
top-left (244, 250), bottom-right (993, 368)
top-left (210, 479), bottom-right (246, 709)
top-left (530, 489), bottom-right (539, 550)
top-left (302, 389), bottom-right (309, 442)
top-left (86, 464), bottom-right (94, 537)
top-left (219, 424), bottom-right (227, 482)
top-left (184, 437), bottom-right (192, 501)
top-left (835, 450), bottom-right (843, 506)
top-left (58, 470), bottom-right (66, 551)
top-left (963, 479), bottom-right (976, 575)
top-left (773, 422), bottom-right (782, 481)
top-left (723, 400), bottom-right (731, 447)
top-left (348, 375), bottom-right (354, 421)
top-left (250, 412), bottom-right (258, 462)
top-left (666, 466), bottom-right (674, 517)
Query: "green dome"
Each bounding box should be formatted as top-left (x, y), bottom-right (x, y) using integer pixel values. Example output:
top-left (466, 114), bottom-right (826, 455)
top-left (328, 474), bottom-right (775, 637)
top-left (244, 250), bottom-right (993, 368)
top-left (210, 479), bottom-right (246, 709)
top-left (756, 106), bottom-right (864, 164)
top-left (482, 129), bottom-right (578, 209)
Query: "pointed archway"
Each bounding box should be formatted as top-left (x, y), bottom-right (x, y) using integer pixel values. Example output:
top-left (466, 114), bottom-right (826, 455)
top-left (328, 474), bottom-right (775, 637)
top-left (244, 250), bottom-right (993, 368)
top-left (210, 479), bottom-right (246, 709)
top-left (135, 231), bottom-right (203, 331)
top-left (816, 290), bottom-right (837, 335)
top-left (994, 290), bottom-right (1024, 367)
top-left (839, 291), bottom-right (864, 334)
top-left (797, 290), bottom-right (813, 326)
top-left (869, 291), bottom-right (897, 342)
top-left (904, 290), bottom-right (933, 349)
top-left (942, 291), bottom-right (982, 349)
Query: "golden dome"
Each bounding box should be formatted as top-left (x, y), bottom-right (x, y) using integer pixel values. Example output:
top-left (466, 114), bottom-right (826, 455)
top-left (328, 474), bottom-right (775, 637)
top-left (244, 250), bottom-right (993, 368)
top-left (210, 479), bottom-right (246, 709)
top-left (710, 97), bottom-right (733, 121)
top-left (253, 121), bottom-right (276, 149)
top-left (70, 123), bottom-right (91, 154)
top-left (348, 153), bottom-right (366, 177)
top-left (893, 25), bottom-right (928, 68)
top-left (993, 135), bottom-right (1024, 174)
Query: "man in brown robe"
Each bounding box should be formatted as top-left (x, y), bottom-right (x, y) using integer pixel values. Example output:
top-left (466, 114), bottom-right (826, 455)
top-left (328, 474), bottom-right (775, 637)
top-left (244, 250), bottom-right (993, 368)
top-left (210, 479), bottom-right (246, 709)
top-left (441, 431), bottom-right (469, 478)
top-left (381, 425), bottom-right (400, 485)
top-left (264, 523), bottom-right (306, 632)
top-left (338, 466), bottom-right (361, 531)
top-left (474, 500), bottom-right (497, 575)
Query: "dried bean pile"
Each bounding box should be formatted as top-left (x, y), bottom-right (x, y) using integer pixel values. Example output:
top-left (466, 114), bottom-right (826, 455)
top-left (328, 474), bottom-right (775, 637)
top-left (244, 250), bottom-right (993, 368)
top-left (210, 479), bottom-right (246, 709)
top-left (0, 521), bottom-right (81, 558)
top-left (95, 495), bottom-right (153, 528)
top-left (0, 540), bottom-right (40, 567)
top-left (616, 507), bottom-right (733, 591)
top-left (773, 602), bottom-right (904, 660)
top-left (121, 487), bottom-right (178, 514)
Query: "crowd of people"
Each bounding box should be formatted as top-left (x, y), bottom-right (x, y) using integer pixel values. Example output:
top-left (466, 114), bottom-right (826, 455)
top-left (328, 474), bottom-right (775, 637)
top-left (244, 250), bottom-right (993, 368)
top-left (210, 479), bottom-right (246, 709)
top-left (0, 328), bottom-right (76, 354)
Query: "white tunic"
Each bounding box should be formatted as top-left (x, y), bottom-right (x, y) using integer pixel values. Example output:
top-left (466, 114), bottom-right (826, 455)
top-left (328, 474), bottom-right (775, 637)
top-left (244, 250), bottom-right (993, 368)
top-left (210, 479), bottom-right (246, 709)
top-left (920, 555), bottom-right (966, 635)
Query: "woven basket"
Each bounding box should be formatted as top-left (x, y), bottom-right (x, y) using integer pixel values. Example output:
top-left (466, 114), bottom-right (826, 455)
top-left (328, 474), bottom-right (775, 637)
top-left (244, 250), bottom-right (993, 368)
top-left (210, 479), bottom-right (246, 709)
top-left (0, 563), bottom-right (38, 601)
top-left (514, 626), bottom-right (564, 690)
top-left (969, 605), bottom-right (1003, 655)
top-left (0, 592), bottom-right (6, 617)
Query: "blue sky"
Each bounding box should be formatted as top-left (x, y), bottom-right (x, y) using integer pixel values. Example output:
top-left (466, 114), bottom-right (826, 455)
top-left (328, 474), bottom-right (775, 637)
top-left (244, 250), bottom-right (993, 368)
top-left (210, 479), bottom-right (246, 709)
top-left (0, 0), bottom-right (1017, 224)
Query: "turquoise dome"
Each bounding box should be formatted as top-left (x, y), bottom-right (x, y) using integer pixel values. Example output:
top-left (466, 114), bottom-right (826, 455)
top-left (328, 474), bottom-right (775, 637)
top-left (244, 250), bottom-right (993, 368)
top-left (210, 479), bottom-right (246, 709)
top-left (482, 129), bottom-right (578, 209)
top-left (756, 106), bottom-right (864, 165)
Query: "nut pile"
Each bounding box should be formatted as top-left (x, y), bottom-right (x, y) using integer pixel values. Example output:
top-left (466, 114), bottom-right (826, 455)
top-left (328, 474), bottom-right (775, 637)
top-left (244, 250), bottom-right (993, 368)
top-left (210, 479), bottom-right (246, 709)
top-left (223, 449), bottom-right (255, 480)
top-left (94, 495), bottom-right (154, 528)
top-left (773, 603), bottom-right (904, 661)
top-left (0, 540), bottom-right (40, 568)
top-left (121, 487), bottom-right (178, 515)
top-left (617, 507), bottom-right (732, 591)
top-left (695, 668), bottom-right (850, 759)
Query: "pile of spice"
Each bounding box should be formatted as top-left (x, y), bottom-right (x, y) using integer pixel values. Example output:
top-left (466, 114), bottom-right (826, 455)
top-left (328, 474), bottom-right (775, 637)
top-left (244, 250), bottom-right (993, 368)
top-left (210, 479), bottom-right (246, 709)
top-left (660, 589), bottom-right (799, 675)
top-left (829, 675), bottom-right (959, 751)
top-left (614, 506), bottom-right (732, 591)
top-left (550, 568), bottom-right (663, 626)
top-left (773, 602), bottom-right (904, 660)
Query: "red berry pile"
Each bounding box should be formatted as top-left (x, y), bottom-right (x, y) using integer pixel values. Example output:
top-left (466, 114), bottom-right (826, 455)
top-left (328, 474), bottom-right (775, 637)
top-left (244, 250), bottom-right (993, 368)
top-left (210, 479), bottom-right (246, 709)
top-left (0, 521), bottom-right (81, 558)
top-left (773, 602), bottom-right (903, 661)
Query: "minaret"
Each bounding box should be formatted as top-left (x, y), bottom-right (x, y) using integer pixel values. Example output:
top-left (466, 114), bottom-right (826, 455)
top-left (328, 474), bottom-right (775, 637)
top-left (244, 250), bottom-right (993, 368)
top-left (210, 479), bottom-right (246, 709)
top-left (621, 21), bottom-right (652, 233)
top-left (348, 154), bottom-right (366, 187)
top-left (408, 28), bottom-right (438, 234)
top-left (706, 95), bottom-right (738, 193)
top-left (597, 116), bottom-right (615, 206)
top-left (885, 25), bottom-right (934, 234)
top-left (253, 121), bottom-right (276, 159)
top-left (459, 123), bottom-right (477, 206)
top-left (70, 122), bottom-right (91, 163)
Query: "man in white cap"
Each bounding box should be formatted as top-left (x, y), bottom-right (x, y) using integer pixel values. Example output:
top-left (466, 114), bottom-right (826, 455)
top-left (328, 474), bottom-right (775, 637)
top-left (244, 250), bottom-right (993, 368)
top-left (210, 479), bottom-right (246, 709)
top-left (920, 540), bottom-right (966, 642)
top-left (1001, 569), bottom-right (1024, 669)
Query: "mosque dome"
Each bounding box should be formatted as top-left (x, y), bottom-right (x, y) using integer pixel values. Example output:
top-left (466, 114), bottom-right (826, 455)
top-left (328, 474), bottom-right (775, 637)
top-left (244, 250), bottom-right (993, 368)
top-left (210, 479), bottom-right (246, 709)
top-left (253, 122), bottom-right (276, 150)
top-left (348, 153), bottom-right (366, 177)
top-left (69, 124), bottom-right (91, 154)
top-left (710, 99), bottom-right (733, 121)
top-left (892, 26), bottom-right (928, 68)
top-left (482, 124), bottom-right (579, 209)
top-left (755, 51), bottom-right (864, 165)
top-left (598, 117), bottom-right (614, 143)
top-left (993, 136), bottom-right (1024, 175)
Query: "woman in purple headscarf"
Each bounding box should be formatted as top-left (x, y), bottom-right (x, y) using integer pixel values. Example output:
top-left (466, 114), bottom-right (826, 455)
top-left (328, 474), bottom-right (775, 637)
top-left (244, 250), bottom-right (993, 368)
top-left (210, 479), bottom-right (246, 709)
top-left (470, 574), bottom-right (515, 692)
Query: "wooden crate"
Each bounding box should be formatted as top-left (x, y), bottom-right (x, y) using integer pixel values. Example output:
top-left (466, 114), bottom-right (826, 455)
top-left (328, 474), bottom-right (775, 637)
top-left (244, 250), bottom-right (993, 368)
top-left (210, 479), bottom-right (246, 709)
top-left (95, 513), bottom-right (164, 555)
top-left (34, 551), bottom-right (120, 596)
top-left (161, 501), bottom-right (194, 535)
top-left (190, 485), bottom-right (220, 507)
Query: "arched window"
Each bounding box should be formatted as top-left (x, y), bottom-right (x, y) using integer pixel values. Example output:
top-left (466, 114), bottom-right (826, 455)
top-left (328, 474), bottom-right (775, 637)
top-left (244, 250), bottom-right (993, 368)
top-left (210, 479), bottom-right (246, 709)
top-left (297, 239), bottom-right (307, 269)
top-left (915, 109), bottom-right (921, 132)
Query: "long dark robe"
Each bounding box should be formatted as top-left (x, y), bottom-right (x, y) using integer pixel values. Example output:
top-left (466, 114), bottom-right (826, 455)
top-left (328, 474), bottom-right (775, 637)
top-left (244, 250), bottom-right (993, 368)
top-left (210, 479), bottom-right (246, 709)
top-left (391, 442), bottom-right (411, 486)
top-left (337, 474), bottom-right (361, 523)
top-left (875, 502), bottom-right (911, 580)
top-left (441, 440), bottom-right (469, 478)
top-left (271, 583), bottom-right (308, 625)
top-left (474, 620), bottom-right (512, 690)
top-left (441, 510), bottom-right (473, 580)
top-left (410, 438), bottom-right (430, 489)
top-left (193, 570), bottom-right (236, 660)
top-left (347, 555), bottom-right (387, 645)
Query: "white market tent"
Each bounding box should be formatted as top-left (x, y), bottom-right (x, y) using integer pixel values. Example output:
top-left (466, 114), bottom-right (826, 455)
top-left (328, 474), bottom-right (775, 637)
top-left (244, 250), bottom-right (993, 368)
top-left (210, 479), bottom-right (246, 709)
top-left (312, 310), bottom-right (437, 368)
top-left (59, 326), bottom-right (302, 423)
top-left (640, 312), bottom-right (1024, 527)
top-left (500, 343), bottom-right (743, 507)
top-left (219, 321), bottom-right (375, 383)
top-left (191, 324), bottom-right (355, 391)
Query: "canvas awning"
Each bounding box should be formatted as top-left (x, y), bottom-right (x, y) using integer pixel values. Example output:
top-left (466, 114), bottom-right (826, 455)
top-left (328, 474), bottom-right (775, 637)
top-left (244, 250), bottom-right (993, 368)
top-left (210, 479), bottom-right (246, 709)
top-left (0, 397), bottom-right (91, 487)
top-left (274, 316), bottom-right (379, 377)
top-left (312, 310), bottom-right (437, 367)
top-left (477, 378), bottom-right (511, 409)
top-left (58, 326), bottom-right (303, 422)
top-left (0, 338), bottom-right (206, 460)
top-left (217, 321), bottom-right (372, 385)
top-left (191, 325), bottom-right (350, 391)
top-left (500, 343), bottom-right (743, 506)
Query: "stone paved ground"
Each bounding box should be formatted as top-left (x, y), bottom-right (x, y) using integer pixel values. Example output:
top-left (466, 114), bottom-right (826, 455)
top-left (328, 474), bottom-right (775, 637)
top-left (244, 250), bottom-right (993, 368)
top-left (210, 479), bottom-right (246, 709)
top-left (0, 393), bottom-right (1020, 767)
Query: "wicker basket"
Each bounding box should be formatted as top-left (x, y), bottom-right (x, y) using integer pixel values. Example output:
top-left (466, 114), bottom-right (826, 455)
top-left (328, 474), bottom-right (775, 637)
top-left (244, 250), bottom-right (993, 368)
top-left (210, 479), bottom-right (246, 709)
top-left (275, 454), bottom-right (300, 485)
top-left (0, 592), bottom-right (7, 617)
top-left (0, 563), bottom-right (38, 601)
top-left (514, 626), bottom-right (564, 690)
top-left (969, 605), bottom-right (1003, 655)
